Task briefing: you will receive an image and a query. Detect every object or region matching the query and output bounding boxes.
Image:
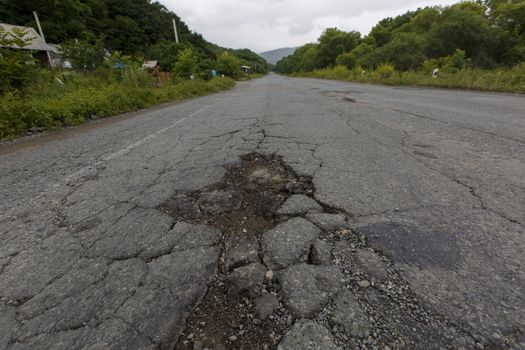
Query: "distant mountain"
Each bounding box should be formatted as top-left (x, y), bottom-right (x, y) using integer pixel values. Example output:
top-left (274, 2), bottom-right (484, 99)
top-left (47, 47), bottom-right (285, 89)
top-left (259, 47), bottom-right (296, 65)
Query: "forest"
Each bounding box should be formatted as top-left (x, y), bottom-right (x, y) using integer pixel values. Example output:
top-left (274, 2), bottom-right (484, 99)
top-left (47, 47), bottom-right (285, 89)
top-left (0, 0), bottom-right (267, 73)
top-left (0, 0), bottom-right (268, 139)
top-left (275, 1), bottom-right (525, 92)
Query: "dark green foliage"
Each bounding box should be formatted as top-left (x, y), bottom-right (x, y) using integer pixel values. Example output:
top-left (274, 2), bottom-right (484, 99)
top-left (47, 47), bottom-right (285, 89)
top-left (276, 1), bottom-right (525, 74)
top-left (0, 25), bottom-right (39, 91)
top-left (216, 52), bottom-right (242, 79)
top-left (0, 0), bottom-right (267, 73)
top-left (173, 47), bottom-right (199, 79)
top-left (60, 36), bottom-right (105, 71)
top-left (231, 49), bottom-right (269, 74)
top-left (0, 76), bottom-right (236, 139)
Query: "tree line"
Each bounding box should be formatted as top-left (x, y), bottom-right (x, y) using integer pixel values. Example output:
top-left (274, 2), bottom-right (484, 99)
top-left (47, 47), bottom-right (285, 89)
top-left (276, 1), bottom-right (525, 74)
top-left (0, 0), bottom-right (268, 76)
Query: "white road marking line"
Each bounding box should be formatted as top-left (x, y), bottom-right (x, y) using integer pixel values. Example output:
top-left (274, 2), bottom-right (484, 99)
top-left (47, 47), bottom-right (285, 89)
top-left (64, 105), bottom-right (210, 184)
top-left (103, 105), bottom-right (210, 161)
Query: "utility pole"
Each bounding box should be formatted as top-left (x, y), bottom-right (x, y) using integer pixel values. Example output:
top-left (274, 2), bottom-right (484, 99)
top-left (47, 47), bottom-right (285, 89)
top-left (33, 11), bottom-right (53, 67)
top-left (172, 18), bottom-right (179, 44)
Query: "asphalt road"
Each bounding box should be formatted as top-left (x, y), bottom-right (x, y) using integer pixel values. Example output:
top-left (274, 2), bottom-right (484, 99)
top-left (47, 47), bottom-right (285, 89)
top-left (1, 74), bottom-right (524, 349)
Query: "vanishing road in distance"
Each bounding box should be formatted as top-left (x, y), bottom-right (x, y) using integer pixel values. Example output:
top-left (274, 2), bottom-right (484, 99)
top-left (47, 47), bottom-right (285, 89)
top-left (1, 74), bottom-right (524, 349)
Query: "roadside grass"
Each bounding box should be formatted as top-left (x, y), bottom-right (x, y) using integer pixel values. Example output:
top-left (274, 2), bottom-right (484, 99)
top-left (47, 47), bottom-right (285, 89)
top-left (0, 73), bottom-right (235, 140)
top-left (292, 64), bottom-right (525, 94)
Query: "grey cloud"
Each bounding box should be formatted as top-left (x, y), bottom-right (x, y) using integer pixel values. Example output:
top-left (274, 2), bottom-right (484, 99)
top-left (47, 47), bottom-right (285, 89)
top-left (162, 0), bottom-right (459, 52)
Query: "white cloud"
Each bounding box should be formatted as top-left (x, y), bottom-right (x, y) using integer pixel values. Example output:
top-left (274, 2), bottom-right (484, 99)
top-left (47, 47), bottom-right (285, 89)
top-left (161, 0), bottom-right (459, 52)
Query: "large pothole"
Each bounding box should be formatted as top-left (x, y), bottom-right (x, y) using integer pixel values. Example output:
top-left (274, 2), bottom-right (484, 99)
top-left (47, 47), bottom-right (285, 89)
top-left (159, 153), bottom-right (313, 241)
top-left (161, 153), bottom-right (482, 350)
top-left (159, 154), bottom-right (314, 350)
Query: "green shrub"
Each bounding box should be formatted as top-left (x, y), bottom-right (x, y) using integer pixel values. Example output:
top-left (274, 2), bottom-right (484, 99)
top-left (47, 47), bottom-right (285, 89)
top-left (294, 63), bottom-right (524, 93)
top-left (375, 64), bottom-right (396, 78)
top-left (0, 77), bottom-right (236, 140)
top-left (0, 25), bottom-right (41, 92)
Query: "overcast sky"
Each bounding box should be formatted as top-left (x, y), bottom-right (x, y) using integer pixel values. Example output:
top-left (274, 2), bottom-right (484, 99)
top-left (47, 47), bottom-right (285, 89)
top-left (162, 0), bottom-right (459, 53)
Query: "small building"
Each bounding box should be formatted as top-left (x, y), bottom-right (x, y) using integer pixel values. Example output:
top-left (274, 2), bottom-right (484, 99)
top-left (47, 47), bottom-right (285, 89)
top-left (0, 23), bottom-right (59, 66)
top-left (143, 60), bottom-right (160, 71)
top-left (241, 65), bottom-right (251, 74)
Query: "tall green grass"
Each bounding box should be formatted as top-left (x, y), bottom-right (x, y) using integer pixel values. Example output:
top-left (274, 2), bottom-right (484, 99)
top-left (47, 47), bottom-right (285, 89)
top-left (0, 72), bottom-right (235, 140)
top-left (293, 64), bottom-right (525, 93)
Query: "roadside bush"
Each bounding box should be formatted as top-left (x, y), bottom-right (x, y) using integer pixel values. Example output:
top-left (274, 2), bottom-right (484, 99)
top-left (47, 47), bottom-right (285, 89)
top-left (422, 49), bottom-right (471, 74)
top-left (374, 64), bottom-right (396, 78)
top-left (60, 36), bottom-right (106, 72)
top-left (0, 77), bottom-right (235, 140)
top-left (0, 25), bottom-right (40, 92)
top-left (293, 63), bottom-right (525, 93)
top-left (216, 52), bottom-right (242, 79)
top-left (173, 48), bottom-right (199, 79)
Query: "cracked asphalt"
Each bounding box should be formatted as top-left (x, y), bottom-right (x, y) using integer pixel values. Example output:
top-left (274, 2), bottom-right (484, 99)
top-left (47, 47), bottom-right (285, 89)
top-left (1, 73), bottom-right (524, 349)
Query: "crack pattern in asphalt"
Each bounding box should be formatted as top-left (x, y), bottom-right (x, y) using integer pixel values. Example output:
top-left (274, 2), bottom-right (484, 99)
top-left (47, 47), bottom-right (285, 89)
top-left (1, 76), bottom-right (524, 350)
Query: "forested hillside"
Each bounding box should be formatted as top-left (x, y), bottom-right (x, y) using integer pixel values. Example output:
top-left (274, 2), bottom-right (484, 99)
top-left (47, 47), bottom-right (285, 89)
top-left (276, 1), bottom-right (525, 74)
top-left (0, 0), bottom-right (268, 139)
top-left (0, 0), bottom-right (267, 72)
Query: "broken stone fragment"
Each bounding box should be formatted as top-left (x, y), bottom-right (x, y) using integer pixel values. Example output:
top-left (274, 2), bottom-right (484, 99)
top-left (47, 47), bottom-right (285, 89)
top-left (255, 293), bottom-right (280, 320)
top-left (279, 263), bottom-right (343, 318)
top-left (161, 194), bottom-right (201, 219)
top-left (248, 167), bottom-right (273, 184)
top-left (224, 238), bottom-right (259, 271)
top-left (227, 263), bottom-right (266, 298)
top-left (335, 241), bottom-right (389, 281)
top-left (197, 190), bottom-right (241, 215)
top-left (262, 218), bottom-right (320, 270)
top-left (330, 289), bottom-right (370, 338)
top-left (305, 213), bottom-right (349, 232)
top-left (277, 194), bottom-right (323, 216)
top-left (277, 319), bottom-right (341, 350)
top-left (310, 239), bottom-right (332, 265)
top-left (353, 248), bottom-right (389, 281)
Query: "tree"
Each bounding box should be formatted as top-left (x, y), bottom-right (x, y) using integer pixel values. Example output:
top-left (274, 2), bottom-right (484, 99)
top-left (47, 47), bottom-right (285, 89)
top-left (60, 36), bottom-right (105, 71)
top-left (216, 52), bottom-right (242, 78)
top-left (380, 32), bottom-right (426, 70)
top-left (351, 44), bottom-right (381, 69)
top-left (0, 26), bottom-right (39, 91)
top-left (146, 40), bottom-right (186, 71)
top-left (317, 28), bottom-right (360, 67)
top-left (426, 2), bottom-right (497, 66)
top-left (173, 47), bottom-right (198, 79)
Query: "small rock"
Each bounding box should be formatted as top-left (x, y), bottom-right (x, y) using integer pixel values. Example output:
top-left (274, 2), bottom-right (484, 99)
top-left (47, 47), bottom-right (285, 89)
top-left (353, 248), bottom-right (389, 281)
top-left (225, 238), bottom-right (259, 271)
top-left (280, 264), bottom-right (343, 318)
top-left (262, 218), bottom-right (320, 270)
top-left (278, 319), bottom-right (341, 349)
top-left (228, 263), bottom-right (266, 298)
top-left (229, 335), bottom-right (238, 342)
top-left (193, 340), bottom-right (203, 350)
top-left (198, 190), bottom-right (241, 215)
top-left (255, 294), bottom-right (280, 319)
top-left (358, 280), bottom-right (371, 288)
top-left (265, 270), bottom-right (274, 280)
top-left (162, 194), bottom-right (201, 219)
top-left (331, 289), bottom-right (370, 338)
top-left (249, 168), bottom-right (272, 184)
top-left (310, 239), bottom-right (332, 265)
top-left (277, 195), bottom-right (322, 216)
top-left (252, 318), bottom-right (262, 325)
